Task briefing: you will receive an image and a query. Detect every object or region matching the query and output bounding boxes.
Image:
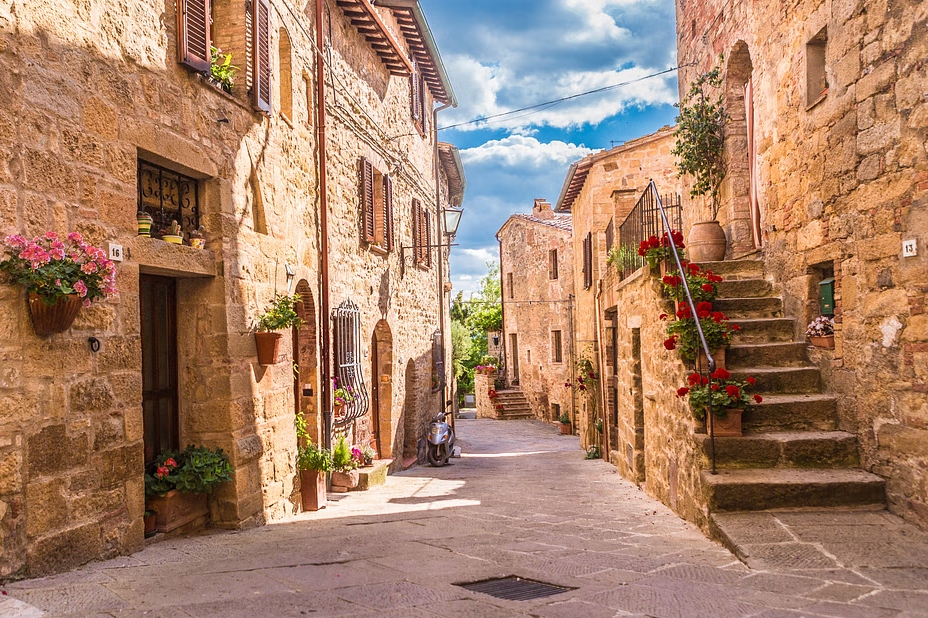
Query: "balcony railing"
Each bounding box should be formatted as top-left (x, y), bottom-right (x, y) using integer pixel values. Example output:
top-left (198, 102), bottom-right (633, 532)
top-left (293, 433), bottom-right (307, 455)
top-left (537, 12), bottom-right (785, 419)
top-left (617, 189), bottom-right (681, 280)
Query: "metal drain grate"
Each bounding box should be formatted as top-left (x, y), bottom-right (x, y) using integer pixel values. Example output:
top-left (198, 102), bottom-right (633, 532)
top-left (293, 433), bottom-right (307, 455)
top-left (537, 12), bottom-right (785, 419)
top-left (455, 576), bottom-right (574, 601)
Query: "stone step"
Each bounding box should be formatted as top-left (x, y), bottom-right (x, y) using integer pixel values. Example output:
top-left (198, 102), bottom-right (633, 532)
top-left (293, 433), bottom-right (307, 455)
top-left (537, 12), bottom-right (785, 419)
top-left (727, 342), bottom-right (809, 368)
top-left (701, 468), bottom-right (885, 511)
top-left (742, 393), bottom-right (839, 432)
top-left (712, 297), bottom-right (783, 319)
top-left (499, 412), bottom-right (535, 420)
top-left (729, 366), bottom-right (821, 394)
top-left (731, 317), bottom-right (795, 343)
top-left (717, 278), bottom-right (773, 298)
top-left (694, 259), bottom-right (765, 280)
top-left (357, 458), bottom-right (393, 491)
top-left (695, 431), bottom-right (859, 469)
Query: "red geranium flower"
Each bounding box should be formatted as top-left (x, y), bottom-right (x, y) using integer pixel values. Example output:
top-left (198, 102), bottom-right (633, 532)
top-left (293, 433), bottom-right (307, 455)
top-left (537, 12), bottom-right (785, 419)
top-left (753, 394), bottom-right (763, 403)
top-left (696, 301), bottom-right (713, 312)
top-left (164, 458), bottom-right (177, 468)
top-left (663, 337), bottom-right (677, 350)
top-left (725, 385), bottom-right (740, 398)
top-left (687, 262), bottom-right (701, 274)
top-left (676, 386), bottom-right (690, 397)
top-left (578, 385), bottom-right (586, 391)
top-left (746, 377), bottom-right (756, 386)
top-left (710, 367), bottom-right (731, 380)
top-left (588, 372), bottom-right (596, 379)
top-left (712, 311), bottom-right (725, 323)
top-left (701, 376), bottom-right (709, 385)
top-left (731, 323), bottom-right (741, 331)
top-left (701, 283), bottom-right (714, 293)
top-left (659, 313), bottom-right (669, 320)
top-left (671, 230), bottom-right (684, 246)
top-left (711, 383), bottom-right (719, 391)
top-left (688, 372), bottom-right (701, 385)
top-left (156, 466), bottom-right (170, 479)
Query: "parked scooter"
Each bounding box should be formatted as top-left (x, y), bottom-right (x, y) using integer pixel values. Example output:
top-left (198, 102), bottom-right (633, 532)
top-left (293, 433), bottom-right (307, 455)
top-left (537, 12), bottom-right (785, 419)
top-left (426, 410), bottom-right (455, 466)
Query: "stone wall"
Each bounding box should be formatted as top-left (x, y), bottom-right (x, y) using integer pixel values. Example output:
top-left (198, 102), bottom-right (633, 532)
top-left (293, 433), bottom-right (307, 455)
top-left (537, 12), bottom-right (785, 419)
top-left (677, 0), bottom-right (928, 528)
top-left (498, 200), bottom-right (574, 422)
top-left (0, 0), bottom-right (454, 578)
top-left (475, 371), bottom-right (498, 420)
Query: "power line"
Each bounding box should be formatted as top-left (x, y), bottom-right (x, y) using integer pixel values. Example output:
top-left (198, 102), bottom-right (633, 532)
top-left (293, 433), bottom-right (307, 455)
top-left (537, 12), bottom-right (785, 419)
top-left (436, 65), bottom-right (687, 132)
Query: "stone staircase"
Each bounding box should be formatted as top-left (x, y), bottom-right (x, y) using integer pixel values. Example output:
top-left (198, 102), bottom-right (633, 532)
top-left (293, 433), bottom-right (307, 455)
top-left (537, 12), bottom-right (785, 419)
top-left (493, 388), bottom-right (535, 420)
top-left (692, 259), bottom-right (886, 516)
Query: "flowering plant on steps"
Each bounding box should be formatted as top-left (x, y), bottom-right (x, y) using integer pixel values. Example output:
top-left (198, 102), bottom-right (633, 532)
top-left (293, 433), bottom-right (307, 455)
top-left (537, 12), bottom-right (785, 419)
top-left (638, 230), bottom-right (685, 270)
top-left (677, 367), bottom-right (762, 420)
top-left (662, 302), bottom-right (739, 362)
top-left (661, 261), bottom-right (723, 303)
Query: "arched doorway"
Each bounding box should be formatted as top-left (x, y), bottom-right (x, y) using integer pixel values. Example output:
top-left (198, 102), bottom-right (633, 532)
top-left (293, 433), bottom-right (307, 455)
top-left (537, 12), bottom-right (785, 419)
top-left (293, 281), bottom-right (319, 443)
top-left (723, 41), bottom-right (757, 256)
top-left (370, 320), bottom-right (393, 458)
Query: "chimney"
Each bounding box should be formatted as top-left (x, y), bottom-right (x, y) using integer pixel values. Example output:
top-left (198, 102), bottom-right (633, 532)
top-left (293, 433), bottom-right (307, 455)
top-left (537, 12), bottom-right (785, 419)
top-left (532, 198), bottom-right (554, 220)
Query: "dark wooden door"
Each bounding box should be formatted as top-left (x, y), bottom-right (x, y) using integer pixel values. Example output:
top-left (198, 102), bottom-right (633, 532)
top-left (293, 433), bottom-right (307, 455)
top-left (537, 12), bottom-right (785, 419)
top-left (140, 275), bottom-right (179, 465)
top-left (510, 333), bottom-right (519, 385)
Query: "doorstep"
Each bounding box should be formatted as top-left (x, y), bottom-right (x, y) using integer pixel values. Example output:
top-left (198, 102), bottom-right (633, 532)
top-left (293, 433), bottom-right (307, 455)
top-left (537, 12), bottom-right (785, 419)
top-left (357, 458), bottom-right (393, 491)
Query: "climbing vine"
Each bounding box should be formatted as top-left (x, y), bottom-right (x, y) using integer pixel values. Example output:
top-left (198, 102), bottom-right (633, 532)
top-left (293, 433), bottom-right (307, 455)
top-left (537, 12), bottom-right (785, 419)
top-left (672, 60), bottom-right (726, 217)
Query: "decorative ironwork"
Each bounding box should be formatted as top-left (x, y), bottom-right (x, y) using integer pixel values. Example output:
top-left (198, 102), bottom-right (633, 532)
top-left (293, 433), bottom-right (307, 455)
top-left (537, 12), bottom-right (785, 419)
top-left (137, 160), bottom-right (201, 237)
top-left (333, 299), bottom-right (370, 428)
top-left (617, 191), bottom-right (682, 280)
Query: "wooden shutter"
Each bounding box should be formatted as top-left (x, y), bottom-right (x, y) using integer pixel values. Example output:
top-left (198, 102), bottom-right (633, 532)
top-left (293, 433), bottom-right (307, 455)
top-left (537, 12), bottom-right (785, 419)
top-left (425, 210), bottom-right (432, 268)
top-left (412, 200), bottom-right (420, 263)
top-left (582, 233), bottom-right (592, 290)
top-left (361, 158), bottom-right (376, 243)
top-left (177, 0), bottom-right (211, 72)
top-left (384, 175), bottom-right (394, 252)
top-left (253, 0), bottom-right (271, 113)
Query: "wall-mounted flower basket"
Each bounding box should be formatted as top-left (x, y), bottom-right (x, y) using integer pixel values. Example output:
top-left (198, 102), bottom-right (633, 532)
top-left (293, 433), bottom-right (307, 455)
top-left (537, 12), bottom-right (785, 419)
top-left (28, 293), bottom-right (82, 335)
top-left (809, 335), bottom-right (835, 349)
top-left (254, 331), bottom-right (283, 365)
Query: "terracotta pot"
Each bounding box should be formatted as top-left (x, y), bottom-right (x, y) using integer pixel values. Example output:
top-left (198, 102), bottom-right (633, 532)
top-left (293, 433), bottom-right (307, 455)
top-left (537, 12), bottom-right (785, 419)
top-left (254, 331), bottom-right (283, 365)
top-left (706, 408), bottom-right (743, 437)
top-left (695, 347), bottom-right (726, 372)
top-left (143, 513), bottom-right (157, 537)
top-left (809, 335), bottom-right (834, 349)
top-left (146, 490), bottom-right (208, 533)
top-left (28, 293), bottom-right (82, 335)
top-left (331, 469), bottom-right (359, 489)
top-left (687, 221), bottom-right (727, 263)
top-left (559, 422), bottom-right (572, 435)
top-left (300, 469), bottom-right (327, 511)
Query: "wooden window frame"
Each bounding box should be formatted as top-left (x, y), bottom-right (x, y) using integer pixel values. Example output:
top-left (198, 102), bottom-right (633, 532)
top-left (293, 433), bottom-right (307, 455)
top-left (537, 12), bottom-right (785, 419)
top-left (410, 60), bottom-right (428, 136)
top-left (412, 199), bottom-right (431, 268)
top-left (507, 272), bottom-right (514, 299)
top-left (549, 248), bottom-right (558, 280)
top-left (360, 158), bottom-right (393, 253)
top-left (177, 0), bottom-right (212, 72)
top-left (552, 330), bottom-right (563, 363)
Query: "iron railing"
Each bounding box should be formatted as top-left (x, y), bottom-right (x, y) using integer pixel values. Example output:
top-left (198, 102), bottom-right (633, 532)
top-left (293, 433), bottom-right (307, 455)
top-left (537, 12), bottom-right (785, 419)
top-left (646, 180), bottom-right (718, 473)
top-left (617, 191), bottom-right (682, 280)
top-left (137, 160), bottom-right (201, 237)
top-left (333, 299), bottom-right (370, 429)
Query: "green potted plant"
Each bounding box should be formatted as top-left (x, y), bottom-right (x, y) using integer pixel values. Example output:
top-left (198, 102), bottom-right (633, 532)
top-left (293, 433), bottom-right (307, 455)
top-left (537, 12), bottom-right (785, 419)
top-left (360, 444), bottom-right (376, 466)
top-left (638, 230), bottom-right (685, 276)
top-left (330, 434), bottom-right (362, 490)
top-left (209, 47), bottom-right (239, 93)
top-left (0, 232), bottom-right (118, 335)
top-left (677, 367), bottom-right (762, 437)
top-left (558, 412), bottom-right (572, 435)
top-left (662, 302), bottom-right (739, 370)
top-left (297, 441), bottom-right (332, 511)
top-left (254, 293), bottom-right (302, 366)
top-left (661, 261), bottom-right (724, 305)
top-left (144, 445), bottom-right (233, 533)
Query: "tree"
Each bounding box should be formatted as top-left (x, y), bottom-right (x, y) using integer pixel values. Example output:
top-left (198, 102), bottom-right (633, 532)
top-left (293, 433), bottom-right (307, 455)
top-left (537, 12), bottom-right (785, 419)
top-left (450, 262), bottom-right (503, 403)
top-left (465, 262), bottom-right (502, 335)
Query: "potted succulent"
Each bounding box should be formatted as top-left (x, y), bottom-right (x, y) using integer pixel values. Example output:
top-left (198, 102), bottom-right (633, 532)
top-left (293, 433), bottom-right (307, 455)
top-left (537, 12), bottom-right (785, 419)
top-left (188, 226), bottom-right (205, 249)
top-left (162, 220), bottom-right (183, 245)
top-left (360, 444), bottom-right (376, 467)
top-left (332, 377), bottom-right (354, 416)
top-left (0, 232), bottom-right (117, 335)
top-left (807, 315), bottom-right (835, 348)
top-left (663, 302), bottom-right (739, 370)
top-left (330, 435), bottom-right (362, 490)
top-left (254, 293), bottom-right (302, 366)
top-left (137, 211), bottom-right (154, 237)
top-left (144, 445), bottom-right (234, 533)
top-left (677, 368), bottom-right (762, 437)
top-left (297, 441), bottom-right (332, 511)
top-left (558, 412), bottom-right (572, 435)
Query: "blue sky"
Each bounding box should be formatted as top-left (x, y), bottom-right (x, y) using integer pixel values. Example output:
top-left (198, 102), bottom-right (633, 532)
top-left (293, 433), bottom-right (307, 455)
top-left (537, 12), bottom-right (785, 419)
top-left (420, 0), bottom-right (680, 296)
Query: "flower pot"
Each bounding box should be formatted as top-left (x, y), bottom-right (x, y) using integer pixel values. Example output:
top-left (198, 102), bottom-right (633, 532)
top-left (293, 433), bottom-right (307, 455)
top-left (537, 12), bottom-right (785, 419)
top-left (28, 293), bottom-right (82, 335)
top-left (143, 513), bottom-right (157, 537)
top-left (687, 221), bottom-right (727, 263)
top-left (559, 422), bottom-right (572, 435)
top-left (189, 237), bottom-right (205, 249)
top-left (809, 335), bottom-right (834, 349)
top-left (254, 331), bottom-right (283, 365)
top-left (695, 347), bottom-right (726, 372)
top-left (300, 469), bottom-right (327, 511)
top-left (162, 234), bottom-right (184, 245)
top-left (706, 408), bottom-right (743, 437)
top-left (146, 490), bottom-right (208, 533)
top-left (137, 213), bottom-right (153, 237)
top-left (331, 469), bottom-right (359, 490)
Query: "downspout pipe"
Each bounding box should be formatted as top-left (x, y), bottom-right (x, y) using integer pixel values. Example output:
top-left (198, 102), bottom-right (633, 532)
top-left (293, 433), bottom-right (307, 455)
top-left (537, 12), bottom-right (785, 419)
top-left (315, 0), bottom-right (332, 449)
top-left (433, 101), bottom-right (452, 420)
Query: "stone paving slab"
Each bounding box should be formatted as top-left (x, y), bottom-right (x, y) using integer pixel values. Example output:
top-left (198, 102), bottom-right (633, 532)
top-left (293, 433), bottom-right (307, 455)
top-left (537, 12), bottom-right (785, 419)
top-left (1, 418), bottom-right (927, 617)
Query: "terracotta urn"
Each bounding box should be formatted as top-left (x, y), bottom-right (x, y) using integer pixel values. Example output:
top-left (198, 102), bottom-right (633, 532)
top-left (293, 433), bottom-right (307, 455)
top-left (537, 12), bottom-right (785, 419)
top-left (687, 221), bottom-right (727, 263)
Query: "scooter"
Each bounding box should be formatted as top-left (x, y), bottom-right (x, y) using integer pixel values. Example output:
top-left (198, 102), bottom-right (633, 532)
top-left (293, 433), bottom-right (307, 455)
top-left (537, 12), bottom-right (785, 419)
top-left (426, 410), bottom-right (455, 466)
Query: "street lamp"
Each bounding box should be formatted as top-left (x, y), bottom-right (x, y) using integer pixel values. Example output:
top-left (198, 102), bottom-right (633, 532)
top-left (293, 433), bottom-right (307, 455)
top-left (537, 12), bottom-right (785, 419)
top-left (442, 207), bottom-right (463, 239)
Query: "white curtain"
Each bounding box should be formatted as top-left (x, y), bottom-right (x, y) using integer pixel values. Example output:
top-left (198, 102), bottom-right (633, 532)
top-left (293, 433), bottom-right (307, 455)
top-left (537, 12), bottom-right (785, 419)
top-left (745, 78), bottom-right (762, 248)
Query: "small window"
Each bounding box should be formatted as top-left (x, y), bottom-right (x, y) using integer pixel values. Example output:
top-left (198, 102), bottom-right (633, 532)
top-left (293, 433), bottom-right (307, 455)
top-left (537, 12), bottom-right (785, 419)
top-left (582, 232), bottom-right (593, 290)
top-left (806, 27), bottom-right (827, 107)
top-left (360, 158), bottom-right (394, 252)
top-left (552, 330), bottom-right (563, 363)
top-left (278, 28), bottom-right (293, 121)
top-left (549, 249), bottom-right (558, 280)
top-left (410, 60), bottom-right (428, 135)
top-left (138, 159), bottom-right (201, 238)
top-left (551, 403), bottom-right (560, 420)
top-left (507, 272), bottom-right (514, 299)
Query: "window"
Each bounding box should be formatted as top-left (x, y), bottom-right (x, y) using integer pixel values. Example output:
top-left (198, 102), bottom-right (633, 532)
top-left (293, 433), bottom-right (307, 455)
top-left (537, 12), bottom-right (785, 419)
top-left (605, 218), bottom-right (614, 254)
top-left (138, 159), bottom-right (201, 237)
top-left (806, 27), bottom-right (827, 107)
top-left (253, 0), bottom-right (271, 113)
top-left (360, 157), bottom-right (394, 252)
top-left (507, 272), bottom-right (514, 299)
top-left (409, 60), bottom-right (428, 135)
top-left (278, 28), bottom-right (293, 121)
top-left (552, 330), bottom-right (563, 363)
top-left (582, 232), bottom-right (593, 290)
top-left (548, 249), bottom-right (558, 280)
top-left (412, 199), bottom-right (432, 268)
top-left (177, 0), bottom-right (211, 72)
top-left (551, 403), bottom-right (560, 421)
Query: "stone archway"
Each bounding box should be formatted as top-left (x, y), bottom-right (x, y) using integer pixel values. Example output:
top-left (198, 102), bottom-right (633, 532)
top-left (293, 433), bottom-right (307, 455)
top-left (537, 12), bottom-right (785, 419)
top-left (370, 320), bottom-right (394, 458)
top-left (722, 41), bottom-right (756, 257)
top-left (293, 281), bottom-right (319, 443)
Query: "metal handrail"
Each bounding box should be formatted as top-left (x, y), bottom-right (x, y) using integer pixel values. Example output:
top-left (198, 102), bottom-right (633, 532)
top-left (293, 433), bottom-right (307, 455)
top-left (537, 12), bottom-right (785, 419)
top-left (647, 180), bottom-right (718, 474)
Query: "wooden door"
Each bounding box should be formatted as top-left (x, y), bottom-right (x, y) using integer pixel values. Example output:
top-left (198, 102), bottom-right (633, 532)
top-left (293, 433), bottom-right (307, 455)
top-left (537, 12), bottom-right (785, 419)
top-left (140, 275), bottom-right (179, 465)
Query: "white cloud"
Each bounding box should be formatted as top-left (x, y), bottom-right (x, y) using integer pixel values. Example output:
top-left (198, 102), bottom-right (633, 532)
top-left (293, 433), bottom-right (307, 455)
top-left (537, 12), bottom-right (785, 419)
top-left (461, 136), bottom-right (596, 168)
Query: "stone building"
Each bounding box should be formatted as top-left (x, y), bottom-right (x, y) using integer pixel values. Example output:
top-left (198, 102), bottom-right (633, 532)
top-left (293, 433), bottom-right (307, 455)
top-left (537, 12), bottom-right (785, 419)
top-left (554, 128), bottom-right (680, 450)
top-left (596, 0), bottom-right (927, 535)
top-left (0, 0), bottom-right (462, 578)
top-left (497, 199), bottom-right (574, 423)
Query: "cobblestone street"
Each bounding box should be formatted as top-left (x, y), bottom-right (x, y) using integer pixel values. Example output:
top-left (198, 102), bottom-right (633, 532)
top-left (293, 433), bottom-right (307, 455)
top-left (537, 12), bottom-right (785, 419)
top-left (2, 418), bottom-right (927, 617)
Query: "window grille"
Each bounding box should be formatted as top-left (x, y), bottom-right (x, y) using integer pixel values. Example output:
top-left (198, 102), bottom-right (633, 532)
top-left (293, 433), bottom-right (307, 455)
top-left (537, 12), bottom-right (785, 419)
top-left (605, 218), bottom-right (614, 254)
top-left (137, 160), bottom-right (201, 236)
top-left (333, 300), bottom-right (369, 428)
